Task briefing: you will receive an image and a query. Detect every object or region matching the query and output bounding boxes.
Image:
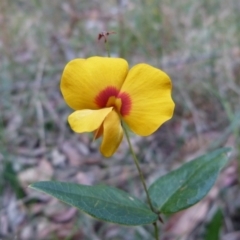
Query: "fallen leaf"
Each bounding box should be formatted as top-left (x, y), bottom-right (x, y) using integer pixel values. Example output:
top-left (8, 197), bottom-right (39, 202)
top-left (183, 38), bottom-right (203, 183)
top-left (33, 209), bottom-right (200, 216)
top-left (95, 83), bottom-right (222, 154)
top-left (18, 158), bottom-right (53, 187)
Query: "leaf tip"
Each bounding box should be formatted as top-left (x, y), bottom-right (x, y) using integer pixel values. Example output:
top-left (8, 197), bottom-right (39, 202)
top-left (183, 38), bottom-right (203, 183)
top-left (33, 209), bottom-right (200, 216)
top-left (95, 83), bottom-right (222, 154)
top-left (28, 183), bottom-right (35, 189)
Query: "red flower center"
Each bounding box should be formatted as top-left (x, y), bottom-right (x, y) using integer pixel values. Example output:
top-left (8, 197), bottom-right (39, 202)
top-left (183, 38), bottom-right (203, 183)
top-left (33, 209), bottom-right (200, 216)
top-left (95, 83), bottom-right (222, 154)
top-left (95, 86), bottom-right (131, 116)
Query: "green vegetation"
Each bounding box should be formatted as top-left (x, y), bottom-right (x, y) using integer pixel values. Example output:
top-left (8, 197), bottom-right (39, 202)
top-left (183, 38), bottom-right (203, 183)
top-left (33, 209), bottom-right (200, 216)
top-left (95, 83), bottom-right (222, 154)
top-left (0, 0), bottom-right (239, 239)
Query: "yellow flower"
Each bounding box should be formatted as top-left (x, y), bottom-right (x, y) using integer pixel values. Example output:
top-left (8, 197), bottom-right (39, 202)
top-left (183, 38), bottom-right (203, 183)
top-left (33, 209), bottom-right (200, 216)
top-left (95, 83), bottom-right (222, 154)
top-left (60, 57), bottom-right (175, 157)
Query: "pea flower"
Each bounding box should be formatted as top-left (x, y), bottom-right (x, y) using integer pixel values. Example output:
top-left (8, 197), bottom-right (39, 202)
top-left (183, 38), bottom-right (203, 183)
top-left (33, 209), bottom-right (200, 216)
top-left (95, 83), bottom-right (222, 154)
top-left (60, 57), bottom-right (174, 157)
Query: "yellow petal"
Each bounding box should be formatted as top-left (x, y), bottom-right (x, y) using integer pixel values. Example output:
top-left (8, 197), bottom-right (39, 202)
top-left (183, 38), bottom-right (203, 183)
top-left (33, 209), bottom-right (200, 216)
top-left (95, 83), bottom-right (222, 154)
top-left (120, 64), bottom-right (175, 136)
top-left (100, 111), bottom-right (123, 157)
top-left (60, 57), bottom-right (128, 110)
top-left (68, 107), bottom-right (112, 133)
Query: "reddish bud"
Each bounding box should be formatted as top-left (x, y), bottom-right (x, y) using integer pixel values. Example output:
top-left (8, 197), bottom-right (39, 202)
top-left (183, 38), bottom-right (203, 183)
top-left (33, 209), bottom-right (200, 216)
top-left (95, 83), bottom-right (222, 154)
top-left (98, 31), bottom-right (116, 42)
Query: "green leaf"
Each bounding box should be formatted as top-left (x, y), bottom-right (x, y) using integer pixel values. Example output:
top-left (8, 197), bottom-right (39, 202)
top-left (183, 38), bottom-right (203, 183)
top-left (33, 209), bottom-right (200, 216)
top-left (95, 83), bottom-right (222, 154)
top-left (149, 148), bottom-right (230, 214)
top-left (30, 181), bottom-right (158, 226)
top-left (205, 209), bottom-right (223, 240)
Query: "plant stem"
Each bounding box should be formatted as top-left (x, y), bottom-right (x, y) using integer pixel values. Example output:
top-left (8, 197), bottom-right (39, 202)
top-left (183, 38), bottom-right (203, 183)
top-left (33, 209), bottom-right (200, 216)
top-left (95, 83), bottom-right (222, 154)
top-left (122, 125), bottom-right (154, 210)
top-left (153, 222), bottom-right (159, 240)
top-left (105, 40), bottom-right (110, 57)
top-left (122, 125), bottom-right (159, 240)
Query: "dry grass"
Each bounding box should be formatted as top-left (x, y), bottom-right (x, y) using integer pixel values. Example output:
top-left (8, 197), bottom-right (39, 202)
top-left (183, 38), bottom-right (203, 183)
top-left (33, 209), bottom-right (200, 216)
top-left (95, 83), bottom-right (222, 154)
top-left (0, 0), bottom-right (240, 239)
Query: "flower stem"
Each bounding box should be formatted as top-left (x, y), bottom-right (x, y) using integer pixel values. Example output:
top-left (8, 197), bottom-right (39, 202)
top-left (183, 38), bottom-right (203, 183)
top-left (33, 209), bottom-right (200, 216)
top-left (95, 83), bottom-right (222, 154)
top-left (122, 125), bottom-right (159, 240)
top-left (105, 40), bottom-right (110, 57)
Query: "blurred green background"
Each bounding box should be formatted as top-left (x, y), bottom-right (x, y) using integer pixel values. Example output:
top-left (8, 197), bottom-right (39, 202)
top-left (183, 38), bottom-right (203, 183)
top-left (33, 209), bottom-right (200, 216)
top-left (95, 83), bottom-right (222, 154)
top-left (0, 0), bottom-right (240, 239)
